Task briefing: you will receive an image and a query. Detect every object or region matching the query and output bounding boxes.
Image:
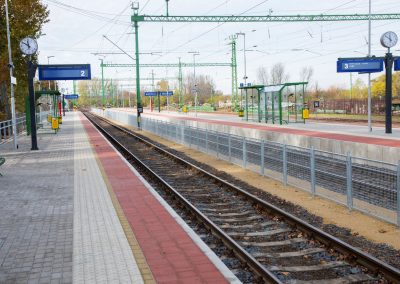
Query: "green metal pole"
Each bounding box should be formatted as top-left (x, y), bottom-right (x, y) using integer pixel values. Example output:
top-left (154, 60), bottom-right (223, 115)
top-left (110, 79), bottom-right (113, 105)
top-left (279, 90), bottom-right (283, 125)
top-left (101, 59), bottom-right (105, 106)
top-left (134, 19), bottom-right (141, 127)
top-left (231, 36), bottom-right (238, 111)
top-left (178, 57), bottom-right (183, 107)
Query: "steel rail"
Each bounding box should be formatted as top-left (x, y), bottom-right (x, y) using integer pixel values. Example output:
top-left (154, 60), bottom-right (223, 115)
top-left (87, 112), bottom-right (400, 283)
top-left (84, 112), bottom-right (281, 283)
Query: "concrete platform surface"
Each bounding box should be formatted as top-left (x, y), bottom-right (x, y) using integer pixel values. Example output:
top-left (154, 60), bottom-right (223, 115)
top-left (0, 112), bottom-right (238, 284)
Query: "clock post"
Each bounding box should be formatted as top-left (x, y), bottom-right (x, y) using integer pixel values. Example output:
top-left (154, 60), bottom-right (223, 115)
top-left (19, 37), bottom-right (39, 150)
top-left (380, 31), bottom-right (398, 134)
top-left (384, 50), bottom-right (394, 134)
top-left (27, 60), bottom-right (39, 150)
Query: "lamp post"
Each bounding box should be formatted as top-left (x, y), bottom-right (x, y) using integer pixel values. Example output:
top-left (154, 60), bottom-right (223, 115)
top-left (189, 51), bottom-right (200, 116)
top-left (5, 0), bottom-right (18, 149)
top-left (99, 58), bottom-right (105, 106)
top-left (236, 32), bottom-right (248, 84)
top-left (367, 0), bottom-right (372, 132)
top-left (47, 56), bottom-right (55, 90)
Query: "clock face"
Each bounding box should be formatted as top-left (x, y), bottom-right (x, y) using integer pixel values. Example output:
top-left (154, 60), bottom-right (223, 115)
top-left (19, 37), bottom-right (38, 55)
top-left (380, 31), bottom-right (398, 48)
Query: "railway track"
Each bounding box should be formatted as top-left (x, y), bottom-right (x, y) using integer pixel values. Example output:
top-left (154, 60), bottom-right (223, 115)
top-left (85, 112), bottom-right (400, 284)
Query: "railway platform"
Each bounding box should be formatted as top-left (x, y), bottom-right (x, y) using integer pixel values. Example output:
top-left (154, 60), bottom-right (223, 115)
top-left (113, 108), bottom-right (400, 164)
top-left (0, 112), bottom-right (237, 283)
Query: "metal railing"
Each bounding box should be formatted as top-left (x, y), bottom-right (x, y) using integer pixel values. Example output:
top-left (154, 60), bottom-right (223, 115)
top-left (93, 108), bottom-right (400, 226)
top-left (0, 112), bottom-right (49, 144)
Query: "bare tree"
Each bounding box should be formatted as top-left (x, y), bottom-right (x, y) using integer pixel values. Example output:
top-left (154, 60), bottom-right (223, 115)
top-left (256, 66), bottom-right (269, 85)
top-left (270, 63), bottom-right (289, 84)
top-left (299, 66), bottom-right (314, 84)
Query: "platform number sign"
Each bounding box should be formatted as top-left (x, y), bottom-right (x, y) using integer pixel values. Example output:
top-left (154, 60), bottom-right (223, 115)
top-left (395, 59), bottom-right (400, 71)
top-left (337, 59), bottom-right (384, 73)
top-left (313, 101), bottom-right (320, 108)
top-left (38, 64), bottom-right (91, 81)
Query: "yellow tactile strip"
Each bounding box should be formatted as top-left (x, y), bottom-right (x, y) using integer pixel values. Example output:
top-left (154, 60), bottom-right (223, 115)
top-left (93, 143), bottom-right (156, 284)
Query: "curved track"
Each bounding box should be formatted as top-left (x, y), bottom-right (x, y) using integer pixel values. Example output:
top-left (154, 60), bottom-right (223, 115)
top-left (85, 112), bottom-right (400, 284)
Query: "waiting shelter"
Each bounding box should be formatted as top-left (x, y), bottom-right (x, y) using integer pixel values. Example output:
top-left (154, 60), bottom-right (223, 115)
top-left (26, 90), bottom-right (62, 134)
top-left (239, 82), bottom-right (308, 125)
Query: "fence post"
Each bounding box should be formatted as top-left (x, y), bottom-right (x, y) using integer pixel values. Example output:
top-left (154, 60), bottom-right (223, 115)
top-left (197, 128), bottom-right (200, 150)
top-left (397, 161), bottom-right (400, 227)
top-left (156, 120), bottom-right (159, 135)
top-left (283, 144), bottom-right (288, 186)
top-left (346, 152), bottom-right (353, 210)
top-left (242, 137), bottom-right (247, 168)
top-left (206, 128), bottom-right (208, 153)
top-left (217, 132), bottom-right (219, 158)
top-left (228, 134), bottom-right (232, 162)
top-left (310, 146), bottom-right (316, 196)
top-left (260, 139), bottom-right (265, 176)
top-left (189, 127), bottom-right (192, 148)
top-left (181, 124), bottom-right (185, 145)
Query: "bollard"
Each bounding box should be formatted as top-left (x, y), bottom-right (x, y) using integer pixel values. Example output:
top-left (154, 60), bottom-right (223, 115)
top-left (283, 144), bottom-right (288, 186)
top-left (310, 146), bottom-right (316, 196)
top-left (260, 140), bottom-right (265, 176)
top-left (346, 152), bottom-right (353, 210)
top-left (242, 137), bottom-right (247, 168)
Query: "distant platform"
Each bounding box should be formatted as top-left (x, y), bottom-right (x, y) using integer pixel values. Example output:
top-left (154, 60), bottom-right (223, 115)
top-left (109, 108), bottom-right (400, 164)
top-left (0, 112), bottom-right (236, 283)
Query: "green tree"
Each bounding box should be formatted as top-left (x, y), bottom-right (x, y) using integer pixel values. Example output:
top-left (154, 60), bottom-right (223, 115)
top-left (0, 0), bottom-right (49, 117)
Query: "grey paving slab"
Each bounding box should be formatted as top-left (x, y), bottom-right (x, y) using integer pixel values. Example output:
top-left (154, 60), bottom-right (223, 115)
top-left (73, 113), bottom-right (143, 284)
top-left (0, 114), bottom-right (74, 284)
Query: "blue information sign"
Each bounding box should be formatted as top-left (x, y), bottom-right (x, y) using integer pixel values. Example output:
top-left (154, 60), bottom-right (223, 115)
top-left (159, 91), bottom-right (173, 96)
top-left (64, 94), bottom-right (79, 100)
top-left (395, 59), bottom-right (400, 71)
top-left (144, 91), bottom-right (158, 97)
top-left (337, 59), bottom-right (383, 73)
top-left (145, 91), bottom-right (174, 97)
top-left (38, 64), bottom-right (91, 81)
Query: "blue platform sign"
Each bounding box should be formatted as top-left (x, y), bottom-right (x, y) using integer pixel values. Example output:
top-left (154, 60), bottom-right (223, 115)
top-left (145, 91), bottom-right (173, 96)
top-left (38, 64), bottom-right (91, 81)
top-left (159, 91), bottom-right (173, 96)
top-left (144, 91), bottom-right (158, 97)
top-left (337, 59), bottom-right (384, 73)
top-left (395, 59), bottom-right (400, 71)
top-left (64, 94), bottom-right (79, 100)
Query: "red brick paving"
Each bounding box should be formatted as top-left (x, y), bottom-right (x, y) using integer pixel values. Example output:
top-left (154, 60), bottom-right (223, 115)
top-left (80, 114), bottom-right (228, 284)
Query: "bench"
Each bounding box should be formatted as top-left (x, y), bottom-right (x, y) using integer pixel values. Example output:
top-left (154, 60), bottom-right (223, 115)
top-left (0, 157), bottom-right (5, 176)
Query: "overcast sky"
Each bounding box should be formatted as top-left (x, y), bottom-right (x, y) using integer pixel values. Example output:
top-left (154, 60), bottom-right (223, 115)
top-left (37, 0), bottom-right (400, 94)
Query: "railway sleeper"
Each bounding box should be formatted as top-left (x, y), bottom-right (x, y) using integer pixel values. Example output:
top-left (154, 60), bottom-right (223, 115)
top-left (205, 211), bottom-right (255, 217)
top-left (252, 247), bottom-right (325, 259)
top-left (219, 221), bottom-right (276, 230)
top-left (269, 261), bottom-right (348, 272)
top-left (228, 228), bottom-right (291, 237)
top-left (211, 215), bottom-right (264, 223)
top-left (240, 238), bottom-right (306, 247)
top-left (288, 273), bottom-right (376, 284)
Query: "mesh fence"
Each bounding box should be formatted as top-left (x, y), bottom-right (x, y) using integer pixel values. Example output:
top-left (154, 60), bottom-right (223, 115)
top-left (95, 109), bottom-right (400, 226)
